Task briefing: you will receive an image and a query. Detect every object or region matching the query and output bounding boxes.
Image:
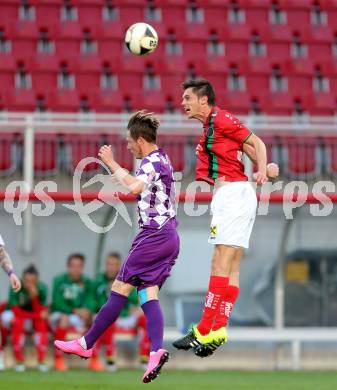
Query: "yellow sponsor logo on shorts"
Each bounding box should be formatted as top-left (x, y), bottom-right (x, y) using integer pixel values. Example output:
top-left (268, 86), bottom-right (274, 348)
top-left (210, 225), bottom-right (217, 239)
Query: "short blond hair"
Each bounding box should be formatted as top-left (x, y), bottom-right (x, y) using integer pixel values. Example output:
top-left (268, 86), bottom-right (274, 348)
top-left (127, 110), bottom-right (160, 143)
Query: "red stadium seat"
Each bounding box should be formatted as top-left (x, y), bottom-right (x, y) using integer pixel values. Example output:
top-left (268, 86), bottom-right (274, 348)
top-left (49, 90), bottom-right (80, 112)
top-left (223, 42), bottom-right (248, 62)
top-left (99, 22), bottom-right (127, 40)
top-left (0, 73), bottom-right (14, 95)
top-left (33, 73), bottom-right (58, 94)
top-left (268, 25), bottom-right (292, 42)
top-left (32, 55), bottom-right (59, 72)
top-left (309, 93), bottom-right (336, 116)
top-left (280, 135), bottom-right (320, 179)
top-left (76, 73), bottom-right (100, 95)
top-left (0, 5), bottom-right (18, 28)
top-left (99, 40), bottom-right (123, 61)
top-left (308, 44), bottom-right (333, 65)
top-left (118, 74), bottom-right (143, 91)
top-left (11, 39), bottom-right (36, 60)
top-left (106, 134), bottom-right (134, 172)
top-left (246, 75), bottom-right (269, 99)
top-left (221, 24), bottom-right (251, 41)
top-left (132, 91), bottom-right (166, 113)
top-left (203, 7), bottom-right (227, 29)
top-left (6, 90), bottom-right (36, 111)
top-left (77, 5), bottom-right (102, 27)
top-left (93, 90), bottom-right (124, 113)
top-left (0, 133), bottom-right (18, 176)
top-left (267, 43), bottom-right (291, 64)
top-left (118, 6), bottom-right (143, 26)
top-left (34, 134), bottom-right (59, 176)
top-left (36, 4), bottom-right (61, 24)
top-left (217, 91), bottom-right (251, 114)
top-left (57, 23), bottom-right (82, 40)
top-left (161, 6), bottom-right (186, 27)
top-left (63, 134), bottom-right (104, 174)
top-left (287, 76), bottom-right (312, 99)
top-left (56, 40), bottom-right (81, 57)
top-left (157, 134), bottom-right (186, 173)
top-left (285, 58), bottom-right (315, 76)
top-left (322, 136), bottom-right (337, 176)
top-left (263, 93), bottom-right (294, 115)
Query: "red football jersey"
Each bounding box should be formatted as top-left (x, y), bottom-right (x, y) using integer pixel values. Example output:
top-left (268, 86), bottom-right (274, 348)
top-left (196, 106), bottom-right (252, 185)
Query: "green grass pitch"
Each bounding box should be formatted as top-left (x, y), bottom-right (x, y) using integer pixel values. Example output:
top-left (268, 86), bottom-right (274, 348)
top-left (0, 370), bottom-right (336, 390)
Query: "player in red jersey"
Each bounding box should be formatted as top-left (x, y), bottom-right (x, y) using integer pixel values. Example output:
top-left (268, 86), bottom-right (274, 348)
top-left (173, 78), bottom-right (278, 357)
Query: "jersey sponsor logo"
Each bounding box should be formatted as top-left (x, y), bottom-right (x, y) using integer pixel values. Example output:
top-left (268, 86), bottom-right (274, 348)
top-left (210, 225), bottom-right (217, 239)
top-left (205, 291), bottom-right (215, 308)
top-left (62, 284), bottom-right (83, 300)
top-left (225, 302), bottom-right (233, 318)
top-left (237, 150), bottom-right (243, 161)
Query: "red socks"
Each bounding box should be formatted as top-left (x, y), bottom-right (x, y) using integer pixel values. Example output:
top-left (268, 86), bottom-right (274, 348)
top-left (213, 285), bottom-right (240, 331)
top-left (197, 276), bottom-right (229, 335)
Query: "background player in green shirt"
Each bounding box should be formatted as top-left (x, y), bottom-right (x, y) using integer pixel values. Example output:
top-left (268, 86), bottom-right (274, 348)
top-left (90, 252), bottom-right (150, 372)
top-left (50, 253), bottom-right (94, 371)
top-left (3, 265), bottom-right (48, 372)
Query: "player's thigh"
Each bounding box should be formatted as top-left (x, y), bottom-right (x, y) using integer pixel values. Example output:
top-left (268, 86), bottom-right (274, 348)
top-left (111, 279), bottom-right (135, 297)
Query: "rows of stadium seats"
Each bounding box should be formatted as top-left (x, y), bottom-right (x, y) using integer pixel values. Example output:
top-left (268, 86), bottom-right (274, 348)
top-left (1, 133), bottom-right (337, 179)
top-left (0, 133), bottom-right (187, 176)
top-left (0, 1), bottom-right (336, 114)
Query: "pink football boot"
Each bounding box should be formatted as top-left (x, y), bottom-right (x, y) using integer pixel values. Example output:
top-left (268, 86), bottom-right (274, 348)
top-left (54, 339), bottom-right (93, 359)
top-left (142, 349), bottom-right (170, 384)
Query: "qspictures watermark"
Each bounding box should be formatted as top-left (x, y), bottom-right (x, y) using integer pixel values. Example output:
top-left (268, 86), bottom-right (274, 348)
top-left (2, 158), bottom-right (337, 233)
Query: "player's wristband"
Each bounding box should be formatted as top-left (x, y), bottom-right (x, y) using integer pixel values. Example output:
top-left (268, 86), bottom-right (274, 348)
top-left (7, 269), bottom-right (15, 277)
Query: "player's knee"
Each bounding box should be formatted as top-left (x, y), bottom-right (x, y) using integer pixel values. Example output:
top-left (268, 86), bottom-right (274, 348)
top-left (137, 286), bottom-right (158, 306)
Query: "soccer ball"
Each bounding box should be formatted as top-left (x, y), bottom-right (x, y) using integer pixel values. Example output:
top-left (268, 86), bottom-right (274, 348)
top-left (124, 23), bottom-right (158, 56)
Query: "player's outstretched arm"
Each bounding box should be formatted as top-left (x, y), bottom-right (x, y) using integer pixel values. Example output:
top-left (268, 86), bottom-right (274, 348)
top-left (243, 143), bottom-right (279, 179)
top-left (0, 246), bottom-right (21, 292)
top-left (98, 145), bottom-right (145, 195)
top-left (243, 136), bottom-right (267, 184)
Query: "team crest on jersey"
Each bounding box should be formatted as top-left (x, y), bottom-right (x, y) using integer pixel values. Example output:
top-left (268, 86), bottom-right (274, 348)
top-left (210, 225), bottom-right (217, 239)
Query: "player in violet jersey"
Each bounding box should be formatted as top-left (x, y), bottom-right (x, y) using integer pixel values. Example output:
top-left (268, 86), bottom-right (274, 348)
top-left (55, 111), bottom-right (179, 384)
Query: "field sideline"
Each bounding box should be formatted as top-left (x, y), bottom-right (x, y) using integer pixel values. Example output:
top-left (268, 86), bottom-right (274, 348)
top-left (0, 369), bottom-right (336, 390)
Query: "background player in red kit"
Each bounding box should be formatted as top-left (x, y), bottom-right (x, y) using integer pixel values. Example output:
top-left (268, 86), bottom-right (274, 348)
top-left (173, 78), bottom-right (278, 357)
top-left (6, 265), bottom-right (49, 371)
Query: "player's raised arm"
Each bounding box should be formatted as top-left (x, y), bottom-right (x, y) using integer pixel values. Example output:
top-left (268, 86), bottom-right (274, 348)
top-left (98, 145), bottom-right (145, 195)
top-left (243, 134), bottom-right (268, 184)
top-left (243, 143), bottom-right (280, 179)
top-left (0, 246), bottom-right (21, 292)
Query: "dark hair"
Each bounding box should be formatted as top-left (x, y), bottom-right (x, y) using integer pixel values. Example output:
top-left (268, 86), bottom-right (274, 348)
top-left (23, 264), bottom-right (39, 277)
top-left (106, 251), bottom-right (122, 261)
top-left (127, 110), bottom-right (160, 143)
top-left (182, 78), bottom-right (216, 106)
top-left (67, 253), bottom-right (85, 265)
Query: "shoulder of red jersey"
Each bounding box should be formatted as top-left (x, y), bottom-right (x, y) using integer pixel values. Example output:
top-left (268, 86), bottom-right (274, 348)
top-left (214, 109), bottom-right (242, 126)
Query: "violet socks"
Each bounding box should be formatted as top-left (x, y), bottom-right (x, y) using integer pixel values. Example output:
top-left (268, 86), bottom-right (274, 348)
top-left (141, 299), bottom-right (164, 353)
top-left (84, 291), bottom-right (127, 349)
